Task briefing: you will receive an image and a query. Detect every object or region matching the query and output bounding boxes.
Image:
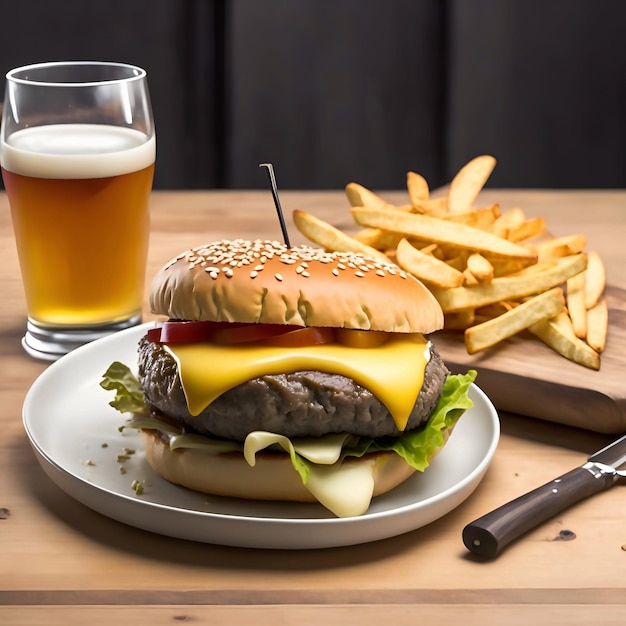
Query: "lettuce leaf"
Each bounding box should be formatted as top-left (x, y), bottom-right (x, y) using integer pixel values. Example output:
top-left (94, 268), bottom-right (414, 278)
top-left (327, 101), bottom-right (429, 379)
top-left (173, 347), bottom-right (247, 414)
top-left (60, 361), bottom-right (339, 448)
top-left (100, 361), bottom-right (149, 416)
top-left (100, 362), bottom-right (476, 484)
top-left (340, 369), bottom-right (477, 471)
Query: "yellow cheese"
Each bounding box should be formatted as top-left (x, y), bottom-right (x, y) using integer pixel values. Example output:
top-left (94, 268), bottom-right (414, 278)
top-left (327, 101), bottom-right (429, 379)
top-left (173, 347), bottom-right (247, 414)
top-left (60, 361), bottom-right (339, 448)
top-left (165, 334), bottom-right (430, 431)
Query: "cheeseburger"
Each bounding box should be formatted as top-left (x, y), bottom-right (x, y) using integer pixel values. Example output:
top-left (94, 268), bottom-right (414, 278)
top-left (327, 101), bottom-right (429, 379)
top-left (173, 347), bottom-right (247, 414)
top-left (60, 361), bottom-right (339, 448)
top-left (102, 238), bottom-right (475, 517)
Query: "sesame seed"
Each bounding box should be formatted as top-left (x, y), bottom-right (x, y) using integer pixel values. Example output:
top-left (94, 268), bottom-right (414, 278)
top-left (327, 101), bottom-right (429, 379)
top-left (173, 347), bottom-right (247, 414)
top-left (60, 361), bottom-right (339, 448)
top-left (165, 240), bottom-right (408, 286)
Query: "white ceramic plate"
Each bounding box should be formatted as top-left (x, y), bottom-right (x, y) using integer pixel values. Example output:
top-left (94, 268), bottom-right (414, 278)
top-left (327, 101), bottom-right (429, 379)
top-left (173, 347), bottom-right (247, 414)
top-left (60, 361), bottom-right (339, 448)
top-left (23, 323), bottom-right (500, 549)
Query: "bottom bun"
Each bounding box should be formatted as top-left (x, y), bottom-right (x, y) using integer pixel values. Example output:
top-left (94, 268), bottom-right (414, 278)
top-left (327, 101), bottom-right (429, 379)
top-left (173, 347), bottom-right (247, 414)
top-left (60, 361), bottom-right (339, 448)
top-left (141, 429), bottom-right (418, 504)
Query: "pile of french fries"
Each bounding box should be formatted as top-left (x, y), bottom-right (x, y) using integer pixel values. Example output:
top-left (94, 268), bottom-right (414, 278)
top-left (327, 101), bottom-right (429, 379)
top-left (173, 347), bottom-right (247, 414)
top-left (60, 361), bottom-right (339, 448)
top-left (293, 155), bottom-right (608, 370)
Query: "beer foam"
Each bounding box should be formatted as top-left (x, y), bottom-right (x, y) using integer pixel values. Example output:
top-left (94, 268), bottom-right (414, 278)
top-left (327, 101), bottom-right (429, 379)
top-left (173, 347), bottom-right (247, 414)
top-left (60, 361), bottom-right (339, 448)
top-left (1, 124), bottom-right (155, 179)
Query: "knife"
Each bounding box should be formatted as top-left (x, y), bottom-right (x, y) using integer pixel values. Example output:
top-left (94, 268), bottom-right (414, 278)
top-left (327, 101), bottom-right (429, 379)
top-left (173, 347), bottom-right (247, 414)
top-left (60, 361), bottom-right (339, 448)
top-left (463, 432), bottom-right (626, 558)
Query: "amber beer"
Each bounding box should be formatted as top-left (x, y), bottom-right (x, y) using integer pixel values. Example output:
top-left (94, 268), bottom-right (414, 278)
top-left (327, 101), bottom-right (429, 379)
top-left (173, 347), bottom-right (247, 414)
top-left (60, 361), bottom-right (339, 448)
top-left (1, 124), bottom-right (155, 327)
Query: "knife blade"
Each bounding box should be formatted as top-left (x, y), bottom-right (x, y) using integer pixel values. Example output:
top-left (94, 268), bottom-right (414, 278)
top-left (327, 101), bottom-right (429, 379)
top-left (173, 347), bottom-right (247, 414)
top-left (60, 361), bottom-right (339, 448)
top-left (462, 432), bottom-right (626, 558)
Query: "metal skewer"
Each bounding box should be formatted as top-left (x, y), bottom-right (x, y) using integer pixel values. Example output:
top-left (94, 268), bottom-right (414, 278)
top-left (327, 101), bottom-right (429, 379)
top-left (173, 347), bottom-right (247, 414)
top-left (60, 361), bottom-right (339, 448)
top-left (259, 163), bottom-right (291, 248)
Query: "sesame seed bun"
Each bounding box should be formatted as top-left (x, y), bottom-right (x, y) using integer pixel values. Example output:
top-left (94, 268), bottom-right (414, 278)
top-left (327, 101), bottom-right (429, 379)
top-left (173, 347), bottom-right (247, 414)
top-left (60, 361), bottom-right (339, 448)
top-left (149, 239), bottom-right (444, 333)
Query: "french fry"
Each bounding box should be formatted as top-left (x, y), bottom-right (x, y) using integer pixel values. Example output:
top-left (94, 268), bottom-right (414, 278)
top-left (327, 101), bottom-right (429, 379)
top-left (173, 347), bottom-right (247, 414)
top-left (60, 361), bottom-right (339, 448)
top-left (533, 243), bottom-right (581, 262)
top-left (491, 257), bottom-right (542, 277)
top-left (466, 253), bottom-right (494, 283)
top-left (586, 297), bottom-right (608, 353)
top-left (447, 155), bottom-right (496, 214)
top-left (429, 253), bottom-right (587, 313)
top-left (444, 309), bottom-right (476, 330)
top-left (492, 207), bottom-right (526, 238)
top-left (395, 238), bottom-right (465, 289)
top-left (345, 183), bottom-right (395, 210)
top-left (462, 269), bottom-right (480, 286)
top-left (529, 312), bottom-right (600, 370)
top-left (584, 251), bottom-right (606, 309)
top-left (441, 204), bottom-right (501, 231)
top-left (566, 272), bottom-right (587, 338)
top-left (550, 309), bottom-right (579, 338)
top-left (474, 302), bottom-right (514, 323)
top-left (351, 207), bottom-right (538, 265)
top-left (530, 234), bottom-right (587, 260)
top-left (292, 210), bottom-right (390, 262)
top-left (465, 288), bottom-right (565, 354)
top-left (441, 252), bottom-right (468, 271)
top-left (413, 196), bottom-right (449, 216)
top-left (418, 243), bottom-right (439, 256)
top-left (406, 171), bottom-right (429, 206)
top-left (300, 156), bottom-right (610, 369)
top-left (354, 228), bottom-right (404, 251)
top-left (503, 216), bottom-right (546, 242)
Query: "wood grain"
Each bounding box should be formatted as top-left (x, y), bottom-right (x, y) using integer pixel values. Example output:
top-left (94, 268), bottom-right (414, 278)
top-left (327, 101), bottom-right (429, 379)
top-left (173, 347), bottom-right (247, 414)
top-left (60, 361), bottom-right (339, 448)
top-left (3, 603), bottom-right (626, 626)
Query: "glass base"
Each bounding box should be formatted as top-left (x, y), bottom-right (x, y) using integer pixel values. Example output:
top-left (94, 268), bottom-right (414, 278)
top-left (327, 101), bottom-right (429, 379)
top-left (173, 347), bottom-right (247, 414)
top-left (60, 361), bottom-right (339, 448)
top-left (22, 316), bottom-right (142, 361)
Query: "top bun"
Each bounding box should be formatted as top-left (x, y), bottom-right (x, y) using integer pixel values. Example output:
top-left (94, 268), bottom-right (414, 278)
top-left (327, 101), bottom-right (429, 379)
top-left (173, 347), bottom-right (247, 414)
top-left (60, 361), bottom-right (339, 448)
top-left (150, 239), bottom-right (444, 333)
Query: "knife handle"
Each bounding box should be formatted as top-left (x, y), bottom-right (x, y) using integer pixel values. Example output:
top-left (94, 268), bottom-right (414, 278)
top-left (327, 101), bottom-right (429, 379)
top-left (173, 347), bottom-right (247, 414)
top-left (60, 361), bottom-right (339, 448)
top-left (463, 464), bottom-right (615, 558)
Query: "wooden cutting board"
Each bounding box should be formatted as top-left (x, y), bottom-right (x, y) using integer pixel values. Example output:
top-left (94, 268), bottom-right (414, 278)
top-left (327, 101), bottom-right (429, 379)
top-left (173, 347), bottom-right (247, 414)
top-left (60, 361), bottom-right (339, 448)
top-left (433, 284), bottom-right (626, 434)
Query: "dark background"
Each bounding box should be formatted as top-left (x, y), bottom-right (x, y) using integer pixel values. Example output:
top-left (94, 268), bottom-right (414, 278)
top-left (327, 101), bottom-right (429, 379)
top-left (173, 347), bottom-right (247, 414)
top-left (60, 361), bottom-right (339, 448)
top-left (1, 0), bottom-right (624, 191)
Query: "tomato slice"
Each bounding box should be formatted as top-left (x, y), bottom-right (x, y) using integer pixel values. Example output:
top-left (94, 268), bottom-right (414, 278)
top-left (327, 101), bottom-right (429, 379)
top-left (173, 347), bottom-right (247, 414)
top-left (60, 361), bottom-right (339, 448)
top-left (146, 326), bottom-right (164, 342)
top-left (262, 326), bottom-right (336, 347)
top-left (148, 321), bottom-right (391, 349)
top-left (211, 323), bottom-right (300, 345)
top-left (148, 320), bottom-right (238, 344)
top-left (149, 320), bottom-right (337, 347)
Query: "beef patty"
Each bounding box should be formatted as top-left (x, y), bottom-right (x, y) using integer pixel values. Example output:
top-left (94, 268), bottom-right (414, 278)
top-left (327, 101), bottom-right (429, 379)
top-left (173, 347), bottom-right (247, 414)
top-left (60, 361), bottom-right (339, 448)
top-left (137, 335), bottom-right (449, 441)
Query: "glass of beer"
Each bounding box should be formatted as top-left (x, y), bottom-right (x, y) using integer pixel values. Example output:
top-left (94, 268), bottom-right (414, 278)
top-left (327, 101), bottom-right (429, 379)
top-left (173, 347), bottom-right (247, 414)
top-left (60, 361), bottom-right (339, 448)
top-left (1, 61), bottom-right (155, 360)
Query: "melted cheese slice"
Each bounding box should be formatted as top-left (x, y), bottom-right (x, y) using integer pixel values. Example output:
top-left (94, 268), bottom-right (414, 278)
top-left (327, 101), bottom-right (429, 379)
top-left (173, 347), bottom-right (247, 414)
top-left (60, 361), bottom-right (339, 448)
top-left (243, 430), bottom-right (374, 517)
top-left (165, 334), bottom-right (430, 431)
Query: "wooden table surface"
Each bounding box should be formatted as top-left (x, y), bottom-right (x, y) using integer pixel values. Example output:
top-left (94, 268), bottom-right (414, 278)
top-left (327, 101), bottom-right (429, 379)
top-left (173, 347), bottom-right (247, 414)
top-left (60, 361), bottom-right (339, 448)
top-left (2, 189), bottom-right (626, 625)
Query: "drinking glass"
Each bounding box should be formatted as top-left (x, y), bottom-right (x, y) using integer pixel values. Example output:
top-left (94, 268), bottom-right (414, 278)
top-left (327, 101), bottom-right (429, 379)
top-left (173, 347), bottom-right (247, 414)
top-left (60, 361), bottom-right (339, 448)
top-left (1, 61), bottom-right (155, 360)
